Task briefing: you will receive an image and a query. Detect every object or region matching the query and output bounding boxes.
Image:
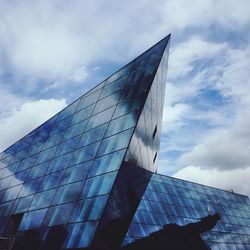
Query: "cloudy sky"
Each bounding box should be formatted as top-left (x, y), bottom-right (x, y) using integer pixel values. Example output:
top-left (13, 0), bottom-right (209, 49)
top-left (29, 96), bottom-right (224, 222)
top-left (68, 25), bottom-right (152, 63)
top-left (0, 0), bottom-right (250, 196)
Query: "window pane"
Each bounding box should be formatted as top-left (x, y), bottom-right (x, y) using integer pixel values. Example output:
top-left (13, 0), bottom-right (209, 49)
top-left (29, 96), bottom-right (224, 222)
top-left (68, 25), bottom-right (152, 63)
top-left (86, 106), bottom-right (115, 130)
top-left (89, 149), bottom-right (125, 177)
top-left (45, 203), bottom-right (74, 226)
top-left (0, 201), bottom-right (14, 217)
top-left (70, 142), bottom-right (101, 166)
top-left (52, 181), bottom-right (84, 205)
top-left (18, 177), bottom-right (42, 197)
top-left (11, 195), bottom-right (34, 214)
top-left (97, 129), bottom-right (133, 157)
top-left (76, 89), bottom-right (102, 112)
top-left (61, 161), bottom-right (92, 185)
top-left (19, 208), bottom-right (47, 230)
top-left (38, 170), bottom-right (65, 191)
top-left (47, 152), bottom-right (73, 174)
top-left (57, 100), bottom-right (79, 121)
top-left (77, 123), bottom-right (108, 149)
top-left (71, 104), bottom-right (95, 125)
top-left (49, 115), bottom-right (72, 136)
top-left (55, 136), bottom-right (80, 157)
top-left (2, 184), bottom-right (22, 202)
top-left (76, 195), bottom-right (108, 222)
top-left (83, 171), bottom-right (117, 198)
top-left (105, 111), bottom-right (138, 137)
top-left (93, 91), bottom-right (121, 115)
top-left (27, 162), bottom-right (50, 180)
top-left (63, 120), bottom-right (88, 141)
top-left (29, 189), bottom-right (56, 210)
top-left (78, 221), bottom-right (98, 247)
top-left (42, 130), bottom-right (64, 150)
top-left (36, 146), bottom-right (57, 165)
top-left (100, 75), bottom-right (127, 99)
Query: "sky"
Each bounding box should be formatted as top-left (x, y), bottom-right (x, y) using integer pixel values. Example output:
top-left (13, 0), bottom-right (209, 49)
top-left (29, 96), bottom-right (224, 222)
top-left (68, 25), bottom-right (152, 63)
top-left (0, 0), bottom-right (250, 196)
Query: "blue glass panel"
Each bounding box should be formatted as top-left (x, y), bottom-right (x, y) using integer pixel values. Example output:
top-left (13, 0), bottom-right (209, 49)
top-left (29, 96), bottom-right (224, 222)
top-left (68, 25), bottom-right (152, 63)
top-left (89, 149), bottom-right (125, 177)
top-left (19, 208), bottom-right (47, 230)
top-left (35, 146), bottom-right (57, 165)
top-left (70, 141), bottom-right (101, 166)
top-left (6, 163), bottom-right (19, 176)
top-left (45, 202), bottom-right (74, 226)
top-left (143, 59), bottom-right (159, 77)
top-left (0, 190), bottom-right (5, 202)
top-left (78, 221), bottom-right (98, 247)
top-left (105, 111), bottom-right (138, 137)
top-left (55, 135), bottom-right (81, 157)
top-left (49, 115), bottom-right (72, 136)
top-left (69, 200), bottom-right (84, 223)
top-left (97, 129), bottom-right (133, 157)
top-left (76, 195), bottom-right (108, 222)
top-left (0, 201), bottom-right (14, 217)
top-left (29, 189), bottom-right (56, 210)
top-left (77, 123), bottom-right (108, 149)
top-left (76, 89), bottom-right (102, 112)
top-left (71, 104), bottom-right (95, 125)
top-left (42, 130), bottom-right (64, 150)
top-left (57, 99), bottom-right (79, 121)
top-left (18, 177), bottom-right (42, 197)
top-left (0, 176), bottom-right (13, 190)
top-left (27, 142), bottom-right (43, 156)
top-left (65, 222), bottom-right (86, 248)
top-left (38, 170), bottom-right (65, 191)
top-left (18, 155), bottom-right (37, 172)
top-left (47, 152), bottom-right (73, 174)
top-left (63, 120), bottom-right (88, 141)
top-left (93, 91), bottom-right (121, 115)
top-left (86, 106), bottom-right (116, 130)
top-left (0, 167), bottom-right (11, 179)
top-left (2, 184), bottom-right (22, 202)
top-left (83, 171), bottom-right (117, 198)
top-left (52, 181), bottom-right (84, 205)
top-left (11, 170), bottom-right (29, 186)
top-left (11, 195), bottom-right (34, 214)
top-left (61, 161), bottom-right (92, 185)
top-left (9, 149), bottom-right (28, 165)
top-left (130, 223), bottom-right (148, 238)
top-left (26, 162), bottom-right (50, 180)
top-left (100, 75), bottom-right (127, 99)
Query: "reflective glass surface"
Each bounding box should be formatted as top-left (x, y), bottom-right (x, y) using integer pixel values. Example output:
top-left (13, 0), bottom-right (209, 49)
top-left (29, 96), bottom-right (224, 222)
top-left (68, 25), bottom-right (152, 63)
top-left (123, 173), bottom-right (250, 249)
top-left (0, 35), bottom-right (179, 250)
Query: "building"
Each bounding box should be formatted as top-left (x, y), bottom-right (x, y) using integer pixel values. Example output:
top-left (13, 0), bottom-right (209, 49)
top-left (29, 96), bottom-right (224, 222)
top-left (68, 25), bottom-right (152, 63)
top-left (0, 34), bottom-right (249, 250)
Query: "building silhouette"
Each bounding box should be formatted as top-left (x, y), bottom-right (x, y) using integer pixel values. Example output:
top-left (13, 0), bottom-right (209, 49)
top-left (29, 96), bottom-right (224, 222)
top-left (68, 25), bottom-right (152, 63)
top-left (0, 34), bottom-right (249, 250)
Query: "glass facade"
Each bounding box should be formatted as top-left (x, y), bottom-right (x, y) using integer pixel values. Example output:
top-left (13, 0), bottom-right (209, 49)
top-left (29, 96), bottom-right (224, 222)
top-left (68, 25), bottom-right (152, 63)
top-left (123, 173), bottom-right (250, 249)
top-left (0, 34), bottom-right (249, 250)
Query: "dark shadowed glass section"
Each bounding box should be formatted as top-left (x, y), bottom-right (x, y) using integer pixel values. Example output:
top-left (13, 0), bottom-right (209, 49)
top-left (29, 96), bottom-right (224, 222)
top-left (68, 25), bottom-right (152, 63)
top-left (91, 162), bottom-right (153, 250)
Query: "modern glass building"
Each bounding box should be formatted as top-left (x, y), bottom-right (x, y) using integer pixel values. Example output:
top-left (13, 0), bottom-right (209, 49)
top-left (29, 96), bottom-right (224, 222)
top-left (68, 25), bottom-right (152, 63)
top-left (0, 34), bottom-right (249, 250)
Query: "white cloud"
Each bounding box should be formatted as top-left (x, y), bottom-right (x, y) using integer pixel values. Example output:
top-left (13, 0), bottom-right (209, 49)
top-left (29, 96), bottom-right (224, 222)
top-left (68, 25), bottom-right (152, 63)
top-left (173, 165), bottom-right (250, 197)
top-left (0, 99), bottom-right (66, 152)
top-left (162, 102), bottom-right (190, 132)
top-left (168, 37), bottom-right (227, 79)
top-left (160, 0), bottom-right (250, 31)
top-left (1, 0), bottom-right (249, 94)
top-left (179, 109), bottom-right (250, 170)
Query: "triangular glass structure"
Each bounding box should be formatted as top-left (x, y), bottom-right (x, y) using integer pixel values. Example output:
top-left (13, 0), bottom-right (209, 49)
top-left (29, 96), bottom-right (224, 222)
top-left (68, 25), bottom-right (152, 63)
top-left (0, 35), bottom-right (171, 249)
